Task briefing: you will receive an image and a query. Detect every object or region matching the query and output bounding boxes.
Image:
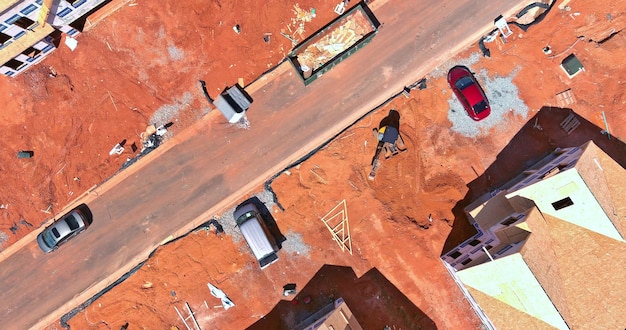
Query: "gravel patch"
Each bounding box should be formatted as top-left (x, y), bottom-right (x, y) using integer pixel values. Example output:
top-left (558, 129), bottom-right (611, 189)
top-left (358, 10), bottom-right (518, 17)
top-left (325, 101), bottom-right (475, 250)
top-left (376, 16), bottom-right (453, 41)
top-left (427, 52), bottom-right (529, 138)
top-left (446, 67), bottom-right (528, 138)
top-left (256, 189), bottom-right (277, 209)
top-left (168, 45), bottom-right (185, 61)
top-left (0, 231), bottom-right (8, 249)
top-left (149, 92), bottom-right (194, 125)
top-left (233, 115), bottom-right (251, 129)
top-left (219, 210), bottom-right (240, 242)
top-left (281, 230), bottom-right (311, 258)
top-left (157, 26), bottom-right (166, 39)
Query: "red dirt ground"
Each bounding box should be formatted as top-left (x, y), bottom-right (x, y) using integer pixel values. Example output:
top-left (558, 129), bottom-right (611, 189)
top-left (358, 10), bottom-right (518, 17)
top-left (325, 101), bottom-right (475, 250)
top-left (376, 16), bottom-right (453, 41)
top-left (0, 0), bottom-right (344, 247)
top-left (0, 0), bottom-right (623, 329)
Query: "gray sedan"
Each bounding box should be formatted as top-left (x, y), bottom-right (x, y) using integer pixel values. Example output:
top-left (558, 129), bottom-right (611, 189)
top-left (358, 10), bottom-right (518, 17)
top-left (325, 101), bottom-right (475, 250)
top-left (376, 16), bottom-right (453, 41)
top-left (37, 209), bottom-right (90, 253)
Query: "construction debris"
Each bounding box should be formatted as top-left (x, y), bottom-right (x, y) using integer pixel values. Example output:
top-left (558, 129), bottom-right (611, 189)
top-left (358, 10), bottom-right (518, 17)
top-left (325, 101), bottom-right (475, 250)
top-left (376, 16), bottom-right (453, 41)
top-left (288, 2), bottom-right (379, 85)
top-left (280, 31), bottom-right (298, 46)
top-left (555, 88), bottom-right (575, 107)
top-left (64, 36), bottom-right (78, 51)
top-left (207, 283), bottom-right (235, 310)
top-left (282, 4), bottom-right (316, 44)
top-left (601, 111), bottom-right (611, 140)
top-left (17, 151), bottom-right (34, 159)
top-left (321, 199), bottom-right (352, 255)
top-left (263, 32), bottom-right (272, 44)
top-left (195, 216), bottom-right (225, 236)
top-left (560, 112), bottom-right (581, 135)
top-left (293, 4), bottom-right (314, 23)
top-left (109, 142), bottom-right (125, 156)
top-left (283, 283), bottom-right (297, 296)
top-left (402, 78), bottom-right (427, 97)
top-left (297, 9), bottom-right (371, 71)
top-left (174, 302), bottom-right (201, 330)
top-left (334, 0), bottom-right (350, 15)
top-left (140, 123), bottom-right (173, 152)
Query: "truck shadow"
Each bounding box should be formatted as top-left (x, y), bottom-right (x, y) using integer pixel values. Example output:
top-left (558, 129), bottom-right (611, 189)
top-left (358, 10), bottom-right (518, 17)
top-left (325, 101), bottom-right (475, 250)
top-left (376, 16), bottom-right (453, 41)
top-left (238, 196), bottom-right (287, 249)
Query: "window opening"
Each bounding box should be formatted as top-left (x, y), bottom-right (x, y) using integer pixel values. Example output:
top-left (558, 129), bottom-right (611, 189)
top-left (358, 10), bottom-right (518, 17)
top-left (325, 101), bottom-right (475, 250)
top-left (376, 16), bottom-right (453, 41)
top-left (502, 217), bottom-right (518, 226)
top-left (469, 239), bottom-right (481, 246)
top-left (450, 250), bottom-right (462, 259)
top-left (552, 197), bottom-right (573, 210)
top-left (5, 58), bottom-right (25, 70)
top-left (14, 16), bottom-right (36, 30)
top-left (0, 32), bottom-right (11, 44)
top-left (24, 47), bottom-right (41, 58)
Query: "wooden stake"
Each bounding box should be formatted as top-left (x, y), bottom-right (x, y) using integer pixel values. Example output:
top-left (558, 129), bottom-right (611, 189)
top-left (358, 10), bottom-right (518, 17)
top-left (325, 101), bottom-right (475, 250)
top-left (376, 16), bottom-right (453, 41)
top-left (310, 168), bottom-right (327, 184)
top-left (602, 111), bottom-right (611, 140)
top-left (107, 91), bottom-right (119, 112)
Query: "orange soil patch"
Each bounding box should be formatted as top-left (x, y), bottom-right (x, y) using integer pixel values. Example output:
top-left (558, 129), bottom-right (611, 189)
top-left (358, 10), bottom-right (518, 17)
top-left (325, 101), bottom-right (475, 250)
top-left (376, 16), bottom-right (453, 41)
top-left (0, 0), bottom-right (622, 329)
top-left (0, 0), bottom-right (345, 248)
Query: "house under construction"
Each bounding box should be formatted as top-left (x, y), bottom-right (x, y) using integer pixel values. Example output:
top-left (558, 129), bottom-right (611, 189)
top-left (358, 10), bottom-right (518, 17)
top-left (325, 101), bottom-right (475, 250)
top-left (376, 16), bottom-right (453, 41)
top-left (442, 141), bottom-right (626, 329)
top-left (0, 0), bottom-right (110, 77)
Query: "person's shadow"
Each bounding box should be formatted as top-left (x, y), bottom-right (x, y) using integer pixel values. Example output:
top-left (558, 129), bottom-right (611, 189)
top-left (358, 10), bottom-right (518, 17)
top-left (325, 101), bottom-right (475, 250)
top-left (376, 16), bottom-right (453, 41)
top-left (378, 109), bottom-right (400, 130)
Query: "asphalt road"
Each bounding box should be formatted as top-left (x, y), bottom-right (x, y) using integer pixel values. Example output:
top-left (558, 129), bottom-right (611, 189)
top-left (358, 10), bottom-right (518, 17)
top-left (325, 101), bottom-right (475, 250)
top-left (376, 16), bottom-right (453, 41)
top-left (0, 0), bottom-right (528, 327)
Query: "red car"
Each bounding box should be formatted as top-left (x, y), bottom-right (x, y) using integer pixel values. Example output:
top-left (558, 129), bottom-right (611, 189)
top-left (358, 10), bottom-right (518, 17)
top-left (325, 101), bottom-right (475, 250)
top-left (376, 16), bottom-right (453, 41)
top-left (447, 66), bottom-right (491, 121)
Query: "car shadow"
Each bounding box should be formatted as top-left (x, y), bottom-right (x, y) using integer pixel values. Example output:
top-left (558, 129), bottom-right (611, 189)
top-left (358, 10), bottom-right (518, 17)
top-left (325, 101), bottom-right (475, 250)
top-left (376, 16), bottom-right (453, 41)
top-left (74, 203), bottom-right (93, 226)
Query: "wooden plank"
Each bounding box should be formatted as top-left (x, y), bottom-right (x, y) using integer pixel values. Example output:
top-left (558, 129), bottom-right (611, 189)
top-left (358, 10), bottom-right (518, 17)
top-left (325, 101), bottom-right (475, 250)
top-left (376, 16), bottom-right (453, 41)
top-left (556, 89), bottom-right (576, 107)
top-left (37, 0), bottom-right (54, 26)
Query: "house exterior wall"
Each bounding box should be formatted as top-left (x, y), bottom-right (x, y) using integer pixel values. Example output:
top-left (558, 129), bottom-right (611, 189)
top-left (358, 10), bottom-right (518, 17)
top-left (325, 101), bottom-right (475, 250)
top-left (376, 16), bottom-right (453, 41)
top-left (0, 34), bottom-right (55, 75)
top-left (0, 0), bottom-right (105, 77)
top-left (1, 1), bottom-right (46, 44)
top-left (52, 0), bottom-right (106, 26)
top-left (468, 192), bottom-right (518, 230)
top-left (494, 222), bottom-right (530, 245)
top-left (442, 146), bottom-right (589, 271)
top-left (503, 146), bottom-right (582, 193)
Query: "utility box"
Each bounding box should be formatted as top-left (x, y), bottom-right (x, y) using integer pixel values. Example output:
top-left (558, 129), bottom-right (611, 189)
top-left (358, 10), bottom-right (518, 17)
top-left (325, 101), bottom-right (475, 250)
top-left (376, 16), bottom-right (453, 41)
top-left (214, 84), bottom-right (253, 123)
top-left (288, 1), bottom-right (380, 85)
top-left (561, 54), bottom-right (584, 78)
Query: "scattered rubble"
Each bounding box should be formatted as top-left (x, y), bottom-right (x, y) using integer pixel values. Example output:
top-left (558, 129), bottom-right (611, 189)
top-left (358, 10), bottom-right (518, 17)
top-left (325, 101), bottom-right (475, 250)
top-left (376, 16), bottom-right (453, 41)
top-left (296, 9), bottom-right (372, 70)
